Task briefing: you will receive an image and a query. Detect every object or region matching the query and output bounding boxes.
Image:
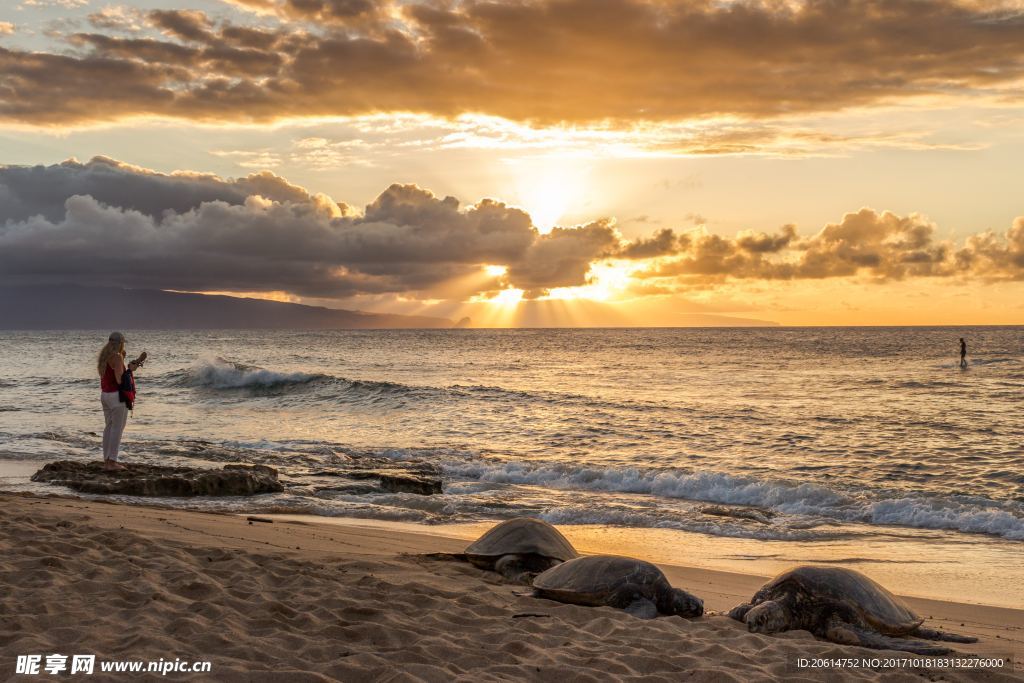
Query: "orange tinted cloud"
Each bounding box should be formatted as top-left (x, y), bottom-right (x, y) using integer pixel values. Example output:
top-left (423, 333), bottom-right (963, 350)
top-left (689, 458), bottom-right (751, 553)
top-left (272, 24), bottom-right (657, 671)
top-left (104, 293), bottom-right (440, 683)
top-left (3, 1), bottom-right (1024, 125)
top-left (639, 210), bottom-right (1024, 285)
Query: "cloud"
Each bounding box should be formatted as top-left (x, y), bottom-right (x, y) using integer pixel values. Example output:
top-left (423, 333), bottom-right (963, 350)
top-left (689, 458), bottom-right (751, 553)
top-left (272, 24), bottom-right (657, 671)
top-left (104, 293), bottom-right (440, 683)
top-left (20, 0), bottom-right (88, 7)
top-left (0, 158), bottom-right (618, 298)
top-left (736, 225), bottom-right (798, 254)
top-left (617, 228), bottom-right (682, 259)
top-left (2, 158), bottom-right (1022, 303)
top-left (148, 10), bottom-right (214, 43)
top-left (640, 209), bottom-right (1024, 284)
top-left (2, 0), bottom-right (1024, 126)
top-left (87, 7), bottom-right (147, 33)
top-left (232, 0), bottom-right (384, 24)
top-left (508, 220), bottom-right (621, 296)
top-left (0, 23), bottom-right (14, 36)
top-left (0, 156), bottom-right (341, 223)
top-left (955, 217), bottom-right (1024, 277)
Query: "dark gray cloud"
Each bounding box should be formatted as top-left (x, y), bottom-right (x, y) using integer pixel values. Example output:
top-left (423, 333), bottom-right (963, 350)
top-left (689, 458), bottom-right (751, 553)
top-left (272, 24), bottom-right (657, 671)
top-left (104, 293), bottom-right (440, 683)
top-left (617, 228), bottom-right (681, 259)
top-left (2, 0), bottom-right (1024, 125)
top-left (508, 220), bottom-right (620, 297)
top-left (0, 158), bottom-right (613, 298)
top-left (0, 156), bottom-right (336, 223)
top-left (149, 9), bottom-right (214, 43)
top-left (736, 225), bottom-right (798, 254)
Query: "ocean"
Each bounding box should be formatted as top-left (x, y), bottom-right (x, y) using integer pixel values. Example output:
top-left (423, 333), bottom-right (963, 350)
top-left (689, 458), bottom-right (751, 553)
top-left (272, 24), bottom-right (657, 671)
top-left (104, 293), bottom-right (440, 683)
top-left (1, 327), bottom-right (1021, 606)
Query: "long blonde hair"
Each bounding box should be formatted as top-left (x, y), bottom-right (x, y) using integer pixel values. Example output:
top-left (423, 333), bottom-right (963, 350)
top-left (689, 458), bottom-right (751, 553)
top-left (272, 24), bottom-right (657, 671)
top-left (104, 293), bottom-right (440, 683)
top-left (97, 340), bottom-right (126, 376)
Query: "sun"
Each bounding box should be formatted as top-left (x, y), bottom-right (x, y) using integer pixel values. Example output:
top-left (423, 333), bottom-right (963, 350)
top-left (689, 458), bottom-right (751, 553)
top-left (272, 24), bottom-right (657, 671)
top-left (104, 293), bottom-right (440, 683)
top-left (512, 160), bottom-right (589, 233)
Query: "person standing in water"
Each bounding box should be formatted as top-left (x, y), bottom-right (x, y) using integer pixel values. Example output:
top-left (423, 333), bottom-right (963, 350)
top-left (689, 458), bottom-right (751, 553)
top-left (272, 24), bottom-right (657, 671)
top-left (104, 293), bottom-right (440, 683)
top-left (959, 337), bottom-right (968, 368)
top-left (97, 332), bottom-right (146, 471)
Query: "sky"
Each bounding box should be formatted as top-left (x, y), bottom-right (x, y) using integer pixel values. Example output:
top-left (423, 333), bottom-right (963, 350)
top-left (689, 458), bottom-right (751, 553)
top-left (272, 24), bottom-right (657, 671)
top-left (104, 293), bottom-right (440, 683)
top-left (1, 0), bottom-right (1023, 326)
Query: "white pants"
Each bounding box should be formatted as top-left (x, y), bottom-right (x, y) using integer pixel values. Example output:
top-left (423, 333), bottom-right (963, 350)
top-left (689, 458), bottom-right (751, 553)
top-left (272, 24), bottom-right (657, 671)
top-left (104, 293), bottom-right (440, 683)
top-left (101, 391), bottom-right (128, 462)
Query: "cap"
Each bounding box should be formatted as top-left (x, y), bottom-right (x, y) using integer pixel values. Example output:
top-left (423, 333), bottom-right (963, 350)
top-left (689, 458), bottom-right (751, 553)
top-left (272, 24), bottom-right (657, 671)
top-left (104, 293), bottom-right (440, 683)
top-left (108, 331), bottom-right (126, 343)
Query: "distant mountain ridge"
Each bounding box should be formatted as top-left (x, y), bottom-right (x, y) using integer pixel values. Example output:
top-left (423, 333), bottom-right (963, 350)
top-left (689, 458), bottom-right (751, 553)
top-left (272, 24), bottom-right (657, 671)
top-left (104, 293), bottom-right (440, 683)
top-left (0, 285), bottom-right (455, 329)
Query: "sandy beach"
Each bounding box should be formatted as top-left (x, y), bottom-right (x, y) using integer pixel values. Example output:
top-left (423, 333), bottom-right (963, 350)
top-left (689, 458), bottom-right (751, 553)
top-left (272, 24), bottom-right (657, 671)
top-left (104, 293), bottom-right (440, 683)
top-left (2, 492), bottom-right (1020, 682)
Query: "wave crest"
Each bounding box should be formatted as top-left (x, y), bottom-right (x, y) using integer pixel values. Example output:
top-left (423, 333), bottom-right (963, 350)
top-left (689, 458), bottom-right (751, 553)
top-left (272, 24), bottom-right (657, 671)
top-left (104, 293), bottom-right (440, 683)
top-left (168, 358), bottom-right (325, 389)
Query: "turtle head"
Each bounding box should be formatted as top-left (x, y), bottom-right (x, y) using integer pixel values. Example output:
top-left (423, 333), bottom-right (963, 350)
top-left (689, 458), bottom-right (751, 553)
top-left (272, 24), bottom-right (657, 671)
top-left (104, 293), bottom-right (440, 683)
top-left (669, 588), bottom-right (704, 618)
top-left (745, 600), bottom-right (789, 634)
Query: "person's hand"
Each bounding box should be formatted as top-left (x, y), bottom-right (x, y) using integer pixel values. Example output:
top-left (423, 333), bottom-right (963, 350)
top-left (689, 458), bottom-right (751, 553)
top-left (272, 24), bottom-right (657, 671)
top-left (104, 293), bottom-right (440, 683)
top-left (130, 351), bottom-right (148, 371)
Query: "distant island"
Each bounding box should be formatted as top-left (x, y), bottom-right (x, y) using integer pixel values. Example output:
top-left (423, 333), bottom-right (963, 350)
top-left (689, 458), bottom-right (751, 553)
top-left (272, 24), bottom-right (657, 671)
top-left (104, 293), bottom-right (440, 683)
top-left (0, 285), bottom-right (455, 330)
top-left (675, 314), bottom-right (779, 327)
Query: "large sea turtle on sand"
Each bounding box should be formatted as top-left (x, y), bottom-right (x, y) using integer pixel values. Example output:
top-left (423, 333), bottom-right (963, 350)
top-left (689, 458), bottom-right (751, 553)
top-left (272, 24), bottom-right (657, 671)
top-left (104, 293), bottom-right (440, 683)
top-left (531, 555), bottom-right (704, 619)
top-left (728, 566), bottom-right (977, 654)
top-left (459, 518), bottom-right (579, 582)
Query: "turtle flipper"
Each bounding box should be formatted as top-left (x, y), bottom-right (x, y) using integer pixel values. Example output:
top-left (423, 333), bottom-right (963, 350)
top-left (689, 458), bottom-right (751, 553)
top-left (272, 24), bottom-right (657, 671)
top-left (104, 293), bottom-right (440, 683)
top-left (910, 626), bottom-right (977, 643)
top-left (494, 554), bottom-right (535, 583)
top-left (624, 598), bottom-right (659, 619)
top-left (727, 602), bottom-right (754, 622)
top-left (825, 617), bottom-right (953, 655)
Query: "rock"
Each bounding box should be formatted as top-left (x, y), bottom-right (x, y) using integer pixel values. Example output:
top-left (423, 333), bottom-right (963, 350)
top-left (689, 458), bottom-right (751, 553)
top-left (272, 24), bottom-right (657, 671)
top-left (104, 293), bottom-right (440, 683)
top-left (700, 504), bottom-right (775, 524)
top-left (379, 472), bottom-right (442, 496)
top-left (31, 461), bottom-right (284, 497)
top-left (307, 464), bottom-right (443, 495)
top-left (348, 469), bottom-right (443, 495)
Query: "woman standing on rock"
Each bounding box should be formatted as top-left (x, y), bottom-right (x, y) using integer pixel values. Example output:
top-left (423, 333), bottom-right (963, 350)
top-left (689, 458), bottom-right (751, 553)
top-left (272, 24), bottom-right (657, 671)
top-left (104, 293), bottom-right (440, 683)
top-left (97, 332), bottom-right (145, 471)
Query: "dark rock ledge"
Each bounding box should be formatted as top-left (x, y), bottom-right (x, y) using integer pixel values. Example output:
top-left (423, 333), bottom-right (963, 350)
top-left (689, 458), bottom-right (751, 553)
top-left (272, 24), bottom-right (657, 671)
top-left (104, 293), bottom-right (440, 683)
top-left (31, 461), bottom-right (285, 497)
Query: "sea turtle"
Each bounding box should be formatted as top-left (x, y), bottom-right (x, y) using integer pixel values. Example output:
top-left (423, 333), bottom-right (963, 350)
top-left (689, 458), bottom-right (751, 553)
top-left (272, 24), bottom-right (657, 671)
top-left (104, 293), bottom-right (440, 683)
top-left (531, 555), bottom-right (704, 619)
top-left (461, 517), bottom-right (579, 582)
top-left (728, 566), bottom-right (977, 654)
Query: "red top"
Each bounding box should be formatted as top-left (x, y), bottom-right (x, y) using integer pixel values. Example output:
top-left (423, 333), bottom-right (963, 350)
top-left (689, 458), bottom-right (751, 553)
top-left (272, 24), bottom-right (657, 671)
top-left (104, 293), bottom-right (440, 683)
top-left (100, 363), bottom-right (119, 392)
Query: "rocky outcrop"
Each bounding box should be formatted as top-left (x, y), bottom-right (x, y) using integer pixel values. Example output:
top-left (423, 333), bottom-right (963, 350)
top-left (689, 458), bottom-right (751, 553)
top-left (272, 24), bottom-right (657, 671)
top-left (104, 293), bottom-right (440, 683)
top-left (31, 461), bottom-right (284, 497)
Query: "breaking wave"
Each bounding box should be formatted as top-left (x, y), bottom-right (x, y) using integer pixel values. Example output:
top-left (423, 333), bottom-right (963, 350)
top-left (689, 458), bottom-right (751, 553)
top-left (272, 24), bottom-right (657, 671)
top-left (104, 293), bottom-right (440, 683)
top-left (441, 459), bottom-right (1024, 541)
top-left (161, 359), bottom-right (421, 402)
top-left (166, 358), bottom-right (325, 389)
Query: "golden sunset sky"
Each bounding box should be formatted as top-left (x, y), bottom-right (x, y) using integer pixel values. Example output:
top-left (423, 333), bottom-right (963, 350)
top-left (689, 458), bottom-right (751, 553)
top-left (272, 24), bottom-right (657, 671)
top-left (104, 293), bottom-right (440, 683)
top-left (1, 0), bottom-right (1023, 326)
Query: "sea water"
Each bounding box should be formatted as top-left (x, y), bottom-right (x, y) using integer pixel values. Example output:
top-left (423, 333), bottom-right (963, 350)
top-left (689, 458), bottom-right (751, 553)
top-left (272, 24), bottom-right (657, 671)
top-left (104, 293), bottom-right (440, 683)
top-left (0, 327), bottom-right (1021, 605)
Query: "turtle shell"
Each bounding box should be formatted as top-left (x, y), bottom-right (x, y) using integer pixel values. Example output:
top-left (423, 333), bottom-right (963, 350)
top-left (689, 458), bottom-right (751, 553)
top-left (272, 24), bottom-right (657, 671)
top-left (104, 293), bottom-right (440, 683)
top-left (464, 518), bottom-right (578, 563)
top-left (758, 566), bottom-right (923, 635)
top-left (532, 555), bottom-right (668, 607)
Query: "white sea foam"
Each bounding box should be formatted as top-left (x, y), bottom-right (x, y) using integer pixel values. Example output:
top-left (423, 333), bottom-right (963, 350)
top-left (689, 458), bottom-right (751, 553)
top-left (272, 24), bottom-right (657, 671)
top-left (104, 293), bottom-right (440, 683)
top-left (864, 498), bottom-right (1024, 540)
top-left (442, 459), bottom-right (1024, 541)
